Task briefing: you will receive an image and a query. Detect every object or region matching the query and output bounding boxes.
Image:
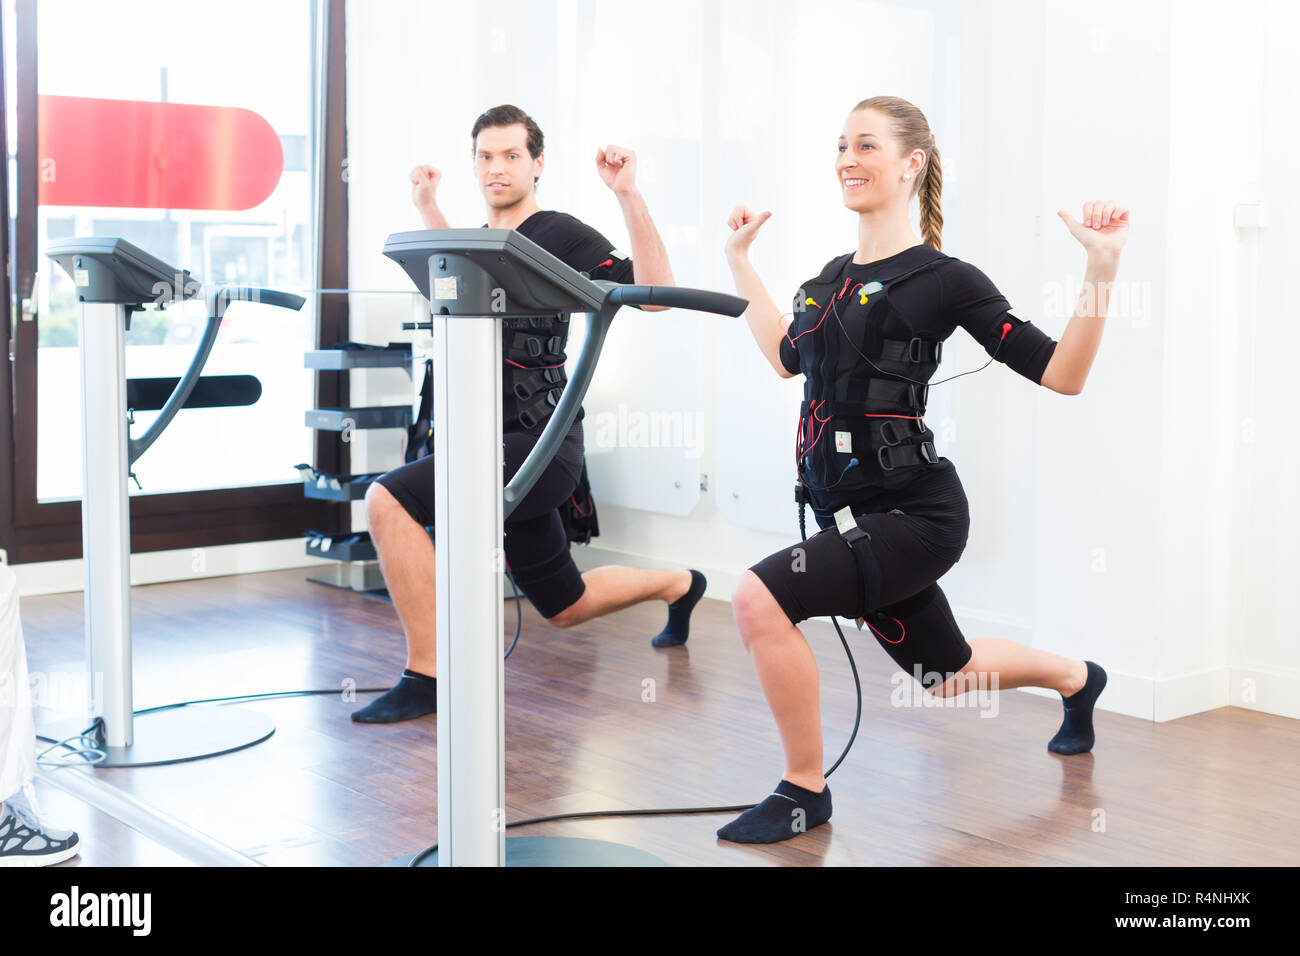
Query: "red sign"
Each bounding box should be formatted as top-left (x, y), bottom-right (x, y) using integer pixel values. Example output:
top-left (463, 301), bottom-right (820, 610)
top-left (38, 94), bottom-right (284, 211)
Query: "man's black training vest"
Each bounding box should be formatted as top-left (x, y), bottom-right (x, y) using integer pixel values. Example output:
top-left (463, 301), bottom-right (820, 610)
top-left (487, 211), bottom-right (634, 435)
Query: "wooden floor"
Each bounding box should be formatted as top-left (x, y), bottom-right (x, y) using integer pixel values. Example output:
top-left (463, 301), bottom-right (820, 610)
top-left (17, 567), bottom-right (1300, 866)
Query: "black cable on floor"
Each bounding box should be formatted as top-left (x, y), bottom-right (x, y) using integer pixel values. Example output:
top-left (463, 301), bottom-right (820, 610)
top-left (406, 490), bottom-right (866, 866)
top-left (132, 687), bottom-right (391, 717)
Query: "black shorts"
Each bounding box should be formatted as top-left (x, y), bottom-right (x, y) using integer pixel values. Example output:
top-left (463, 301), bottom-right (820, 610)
top-left (747, 475), bottom-right (974, 690)
top-left (372, 424), bottom-right (588, 619)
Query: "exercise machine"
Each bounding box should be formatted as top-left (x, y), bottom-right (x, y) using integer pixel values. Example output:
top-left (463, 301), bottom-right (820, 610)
top-left (42, 237), bottom-right (305, 767)
top-left (382, 228), bottom-right (746, 865)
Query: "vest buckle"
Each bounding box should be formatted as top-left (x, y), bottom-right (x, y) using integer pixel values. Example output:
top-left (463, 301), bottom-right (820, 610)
top-left (907, 337), bottom-right (941, 364)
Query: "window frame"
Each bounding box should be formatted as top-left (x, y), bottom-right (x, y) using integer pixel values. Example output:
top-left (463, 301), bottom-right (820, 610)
top-left (0, 0), bottom-right (352, 565)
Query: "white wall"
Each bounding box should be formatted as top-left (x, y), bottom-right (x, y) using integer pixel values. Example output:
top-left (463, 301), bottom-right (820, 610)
top-left (1225, 0), bottom-right (1300, 718)
top-left (1026, 0), bottom-right (1173, 719)
top-left (340, 0), bottom-right (1299, 722)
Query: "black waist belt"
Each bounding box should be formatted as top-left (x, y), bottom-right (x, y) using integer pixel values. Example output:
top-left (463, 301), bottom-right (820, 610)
top-left (879, 336), bottom-right (942, 365)
top-left (867, 377), bottom-right (928, 412)
top-left (799, 389), bottom-right (927, 418)
top-left (798, 399), bottom-right (883, 417)
top-left (801, 399), bottom-right (847, 417)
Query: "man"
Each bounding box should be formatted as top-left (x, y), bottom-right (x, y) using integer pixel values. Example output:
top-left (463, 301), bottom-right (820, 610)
top-left (353, 105), bottom-right (708, 723)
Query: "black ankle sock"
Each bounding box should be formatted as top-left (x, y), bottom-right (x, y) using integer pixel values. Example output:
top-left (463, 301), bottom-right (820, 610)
top-left (716, 779), bottom-right (832, 844)
top-left (651, 570), bottom-right (707, 647)
top-left (351, 668), bottom-right (438, 723)
top-left (1048, 660), bottom-right (1107, 754)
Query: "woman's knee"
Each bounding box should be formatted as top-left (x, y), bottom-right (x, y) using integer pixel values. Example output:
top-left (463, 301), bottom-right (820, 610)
top-left (925, 646), bottom-right (980, 697)
top-left (546, 603), bottom-right (579, 629)
top-left (731, 572), bottom-right (786, 648)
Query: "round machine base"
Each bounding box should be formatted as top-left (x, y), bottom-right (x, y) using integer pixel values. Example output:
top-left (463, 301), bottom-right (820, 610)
top-left (39, 707), bottom-right (276, 769)
top-left (388, 836), bottom-right (669, 867)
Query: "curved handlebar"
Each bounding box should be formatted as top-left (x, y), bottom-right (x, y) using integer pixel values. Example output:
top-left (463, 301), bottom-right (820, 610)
top-left (128, 285), bottom-right (306, 465)
top-left (604, 284), bottom-right (747, 316)
top-left (503, 284), bottom-right (751, 518)
top-left (206, 285), bottom-right (307, 320)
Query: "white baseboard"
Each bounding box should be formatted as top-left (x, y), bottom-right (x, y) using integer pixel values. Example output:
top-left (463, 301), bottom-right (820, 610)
top-left (1227, 664), bottom-right (1300, 721)
top-left (1150, 665), bottom-right (1229, 722)
top-left (10, 539), bottom-right (334, 598)
top-left (1023, 664), bottom-right (1298, 723)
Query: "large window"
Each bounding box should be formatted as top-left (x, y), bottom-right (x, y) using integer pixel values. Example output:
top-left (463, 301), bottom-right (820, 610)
top-left (29, 1), bottom-right (318, 499)
top-left (2, 0), bottom-right (350, 563)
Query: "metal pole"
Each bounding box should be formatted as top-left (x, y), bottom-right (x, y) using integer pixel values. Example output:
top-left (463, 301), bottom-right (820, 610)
top-left (77, 302), bottom-right (134, 747)
top-left (433, 304), bottom-right (505, 866)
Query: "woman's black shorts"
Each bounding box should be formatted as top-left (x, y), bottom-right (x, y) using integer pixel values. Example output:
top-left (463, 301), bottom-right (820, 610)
top-left (747, 470), bottom-right (975, 689)
top-left (372, 424), bottom-right (587, 619)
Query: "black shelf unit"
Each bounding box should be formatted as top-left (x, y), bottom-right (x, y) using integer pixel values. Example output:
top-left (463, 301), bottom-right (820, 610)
top-left (302, 341), bottom-right (413, 592)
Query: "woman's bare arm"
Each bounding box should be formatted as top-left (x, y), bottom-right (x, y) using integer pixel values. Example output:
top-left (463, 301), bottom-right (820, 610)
top-left (1040, 200), bottom-right (1129, 395)
top-left (1039, 249), bottom-right (1120, 395)
top-left (724, 206), bottom-right (796, 379)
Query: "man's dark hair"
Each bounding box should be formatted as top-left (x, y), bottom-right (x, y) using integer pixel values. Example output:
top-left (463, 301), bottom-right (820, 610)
top-left (471, 104), bottom-right (545, 186)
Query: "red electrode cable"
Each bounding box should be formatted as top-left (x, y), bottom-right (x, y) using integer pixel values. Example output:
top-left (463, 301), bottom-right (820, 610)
top-left (866, 616), bottom-right (906, 644)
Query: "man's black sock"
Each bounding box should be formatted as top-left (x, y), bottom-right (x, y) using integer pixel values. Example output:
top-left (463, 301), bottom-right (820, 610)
top-left (1048, 660), bottom-right (1107, 754)
top-left (716, 779), bottom-right (832, 844)
top-left (651, 570), bottom-right (707, 647)
top-left (351, 669), bottom-right (437, 723)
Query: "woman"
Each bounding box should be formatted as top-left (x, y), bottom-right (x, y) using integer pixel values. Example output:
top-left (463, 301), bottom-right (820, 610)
top-left (718, 95), bottom-right (1126, 844)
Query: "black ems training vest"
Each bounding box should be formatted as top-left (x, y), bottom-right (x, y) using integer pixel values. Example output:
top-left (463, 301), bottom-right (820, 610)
top-left (503, 313), bottom-right (573, 433)
top-left (788, 253), bottom-right (945, 496)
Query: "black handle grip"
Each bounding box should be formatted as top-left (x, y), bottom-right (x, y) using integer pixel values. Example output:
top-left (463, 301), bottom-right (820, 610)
top-left (607, 284), bottom-right (748, 316)
top-left (207, 285), bottom-right (307, 319)
top-left (249, 288), bottom-right (307, 311)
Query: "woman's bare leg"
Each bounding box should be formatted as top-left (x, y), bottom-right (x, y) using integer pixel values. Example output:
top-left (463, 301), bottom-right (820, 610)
top-left (715, 571), bottom-right (834, 843)
top-left (934, 639), bottom-right (1087, 698)
top-left (934, 638), bottom-right (1105, 755)
top-left (730, 570), bottom-right (825, 792)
